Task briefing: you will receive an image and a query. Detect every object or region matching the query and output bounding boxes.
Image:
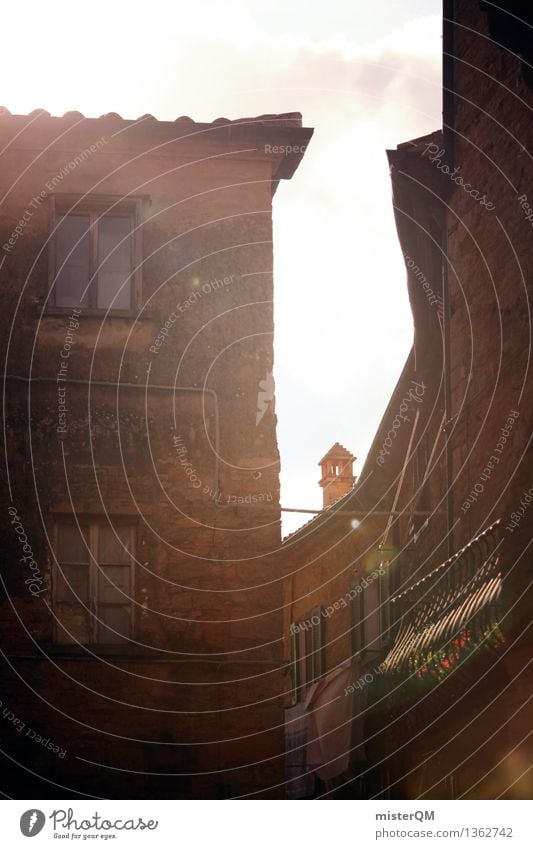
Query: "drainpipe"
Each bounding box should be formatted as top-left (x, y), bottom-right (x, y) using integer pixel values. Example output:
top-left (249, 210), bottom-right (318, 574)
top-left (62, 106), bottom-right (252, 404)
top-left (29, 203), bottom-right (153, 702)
top-left (443, 0), bottom-right (455, 160)
top-left (442, 237), bottom-right (454, 560)
top-left (443, 0), bottom-right (455, 558)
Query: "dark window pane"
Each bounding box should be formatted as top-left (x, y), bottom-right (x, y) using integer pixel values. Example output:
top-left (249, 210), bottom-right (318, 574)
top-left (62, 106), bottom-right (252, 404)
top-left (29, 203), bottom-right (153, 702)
top-left (98, 565), bottom-right (131, 604)
top-left (55, 215), bottom-right (90, 307)
top-left (290, 628), bottom-right (299, 696)
top-left (351, 588), bottom-right (364, 654)
top-left (57, 524), bottom-right (90, 563)
top-left (98, 525), bottom-right (132, 564)
top-left (297, 629), bottom-right (306, 687)
top-left (97, 216), bottom-right (132, 309)
top-left (56, 563), bottom-right (90, 603)
top-left (311, 611), bottom-right (323, 679)
top-left (303, 628), bottom-right (313, 685)
top-left (98, 606), bottom-right (131, 643)
top-left (55, 607), bottom-right (91, 644)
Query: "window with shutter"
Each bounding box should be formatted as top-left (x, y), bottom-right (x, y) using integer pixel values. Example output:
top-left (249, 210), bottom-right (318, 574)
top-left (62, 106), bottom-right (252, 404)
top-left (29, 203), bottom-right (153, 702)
top-left (289, 608), bottom-right (325, 700)
top-left (48, 196), bottom-right (143, 312)
top-left (53, 518), bottom-right (135, 645)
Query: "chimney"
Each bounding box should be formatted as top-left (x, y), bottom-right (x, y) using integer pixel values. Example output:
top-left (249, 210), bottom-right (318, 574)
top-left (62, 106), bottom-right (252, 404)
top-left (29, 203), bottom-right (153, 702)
top-left (318, 443), bottom-right (356, 509)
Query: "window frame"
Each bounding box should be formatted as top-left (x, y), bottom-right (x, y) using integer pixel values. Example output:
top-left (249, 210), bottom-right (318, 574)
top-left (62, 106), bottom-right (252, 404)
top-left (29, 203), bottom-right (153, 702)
top-left (289, 625), bottom-right (300, 703)
top-left (48, 194), bottom-right (144, 313)
top-left (378, 559), bottom-right (392, 646)
top-left (289, 607), bottom-right (325, 702)
top-left (52, 517), bottom-right (136, 646)
top-left (309, 605), bottom-right (324, 682)
top-left (350, 582), bottom-right (365, 656)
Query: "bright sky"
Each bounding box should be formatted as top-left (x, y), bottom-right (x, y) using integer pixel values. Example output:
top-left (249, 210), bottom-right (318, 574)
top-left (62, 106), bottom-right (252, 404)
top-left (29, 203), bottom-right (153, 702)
top-left (0, 0), bottom-right (441, 535)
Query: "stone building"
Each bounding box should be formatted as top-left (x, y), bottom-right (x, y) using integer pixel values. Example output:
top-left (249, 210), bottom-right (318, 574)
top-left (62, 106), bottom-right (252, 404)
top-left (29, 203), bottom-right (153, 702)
top-left (0, 108), bottom-right (312, 798)
top-left (282, 1), bottom-right (532, 799)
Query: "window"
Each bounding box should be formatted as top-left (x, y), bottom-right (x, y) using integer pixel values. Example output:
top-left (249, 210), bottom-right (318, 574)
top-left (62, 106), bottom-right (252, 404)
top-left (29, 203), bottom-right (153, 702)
top-left (289, 626), bottom-right (300, 702)
top-left (289, 607), bottom-right (325, 700)
top-left (350, 584), bottom-right (365, 655)
top-left (445, 772), bottom-right (456, 800)
top-left (309, 606), bottom-right (324, 682)
top-left (49, 196), bottom-right (143, 310)
top-left (378, 558), bottom-right (392, 645)
top-left (53, 519), bottom-right (135, 645)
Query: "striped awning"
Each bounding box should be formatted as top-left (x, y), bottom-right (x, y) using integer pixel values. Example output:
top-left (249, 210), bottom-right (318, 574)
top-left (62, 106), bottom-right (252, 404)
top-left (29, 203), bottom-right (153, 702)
top-left (379, 522), bottom-right (503, 682)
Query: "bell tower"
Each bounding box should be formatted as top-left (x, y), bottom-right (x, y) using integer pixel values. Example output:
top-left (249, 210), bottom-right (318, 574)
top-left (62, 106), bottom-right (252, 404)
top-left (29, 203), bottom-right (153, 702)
top-left (318, 442), bottom-right (356, 508)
